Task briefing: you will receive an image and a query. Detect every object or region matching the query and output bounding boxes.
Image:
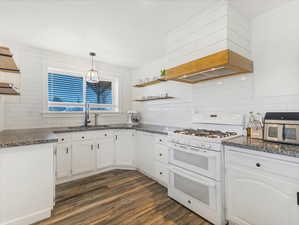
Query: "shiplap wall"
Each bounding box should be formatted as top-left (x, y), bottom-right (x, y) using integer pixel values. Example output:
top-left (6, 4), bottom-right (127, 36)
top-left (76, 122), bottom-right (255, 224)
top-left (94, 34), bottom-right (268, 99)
top-left (132, 0), bottom-right (299, 127)
top-left (0, 40), bottom-right (131, 129)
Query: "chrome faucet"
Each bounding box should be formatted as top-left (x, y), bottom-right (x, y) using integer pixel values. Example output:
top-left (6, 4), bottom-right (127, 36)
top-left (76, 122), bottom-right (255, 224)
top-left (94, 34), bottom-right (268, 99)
top-left (84, 101), bottom-right (91, 127)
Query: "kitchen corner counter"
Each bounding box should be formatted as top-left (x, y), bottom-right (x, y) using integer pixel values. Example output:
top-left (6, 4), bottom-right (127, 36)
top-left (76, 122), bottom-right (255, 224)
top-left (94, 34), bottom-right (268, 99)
top-left (0, 124), bottom-right (176, 149)
top-left (223, 136), bottom-right (299, 158)
top-left (0, 128), bottom-right (58, 149)
top-left (53, 124), bottom-right (176, 135)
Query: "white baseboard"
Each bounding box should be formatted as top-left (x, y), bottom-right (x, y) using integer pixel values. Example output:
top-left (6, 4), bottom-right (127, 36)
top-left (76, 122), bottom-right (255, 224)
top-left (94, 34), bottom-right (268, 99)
top-left (2, 208), bottom-right (51, 225)
top-left (56, 165), bottom-right (137, 185)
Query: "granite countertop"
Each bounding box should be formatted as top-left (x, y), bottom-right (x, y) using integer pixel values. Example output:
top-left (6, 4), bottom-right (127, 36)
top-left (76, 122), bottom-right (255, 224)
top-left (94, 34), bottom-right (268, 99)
top-left (0, 124), bottom-right (176, 149)
top-left (52, 123), bottom-right (176, 135)
top-left (223, 136), bottom-right (299, 158)
top-left (0, 128), bottom-right (58, 149)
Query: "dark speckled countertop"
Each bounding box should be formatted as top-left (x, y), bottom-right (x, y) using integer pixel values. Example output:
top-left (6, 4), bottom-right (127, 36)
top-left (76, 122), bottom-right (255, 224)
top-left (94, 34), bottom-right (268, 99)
top-left (0, 124), bottom-right (177, 149)
top-left (0, 128), bottom-right (58, 148)
top-left (223, 136), bottom-right (299, 158)
top-left (52, 123), bottom-right (176, 135)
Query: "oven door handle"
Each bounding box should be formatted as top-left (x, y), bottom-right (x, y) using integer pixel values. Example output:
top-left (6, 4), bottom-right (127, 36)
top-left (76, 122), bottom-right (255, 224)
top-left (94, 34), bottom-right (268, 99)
top-left (169, 165), bottom-right (216, 187)
top-left (170, 146), bottom-right (217, 158)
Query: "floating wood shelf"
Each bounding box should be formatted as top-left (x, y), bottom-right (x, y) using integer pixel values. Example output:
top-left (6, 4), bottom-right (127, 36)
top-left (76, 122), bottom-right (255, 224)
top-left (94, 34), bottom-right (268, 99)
top-left (0, 46), bottom-right (20, 73)
top-left (134, 96), bottom-right (175, 102)
top-left (0, 82), bottom-right (20, 95)
top-left (133, 77), bottom-right (167, 88)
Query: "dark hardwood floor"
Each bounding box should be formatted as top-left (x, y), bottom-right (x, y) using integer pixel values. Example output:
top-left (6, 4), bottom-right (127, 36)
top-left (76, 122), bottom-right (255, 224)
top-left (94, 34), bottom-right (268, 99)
top-left (34, 170), bottom-right (212, 225)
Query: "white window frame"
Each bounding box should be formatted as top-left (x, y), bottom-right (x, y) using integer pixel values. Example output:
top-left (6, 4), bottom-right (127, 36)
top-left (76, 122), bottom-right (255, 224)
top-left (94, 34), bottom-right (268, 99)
top-left (46, 68), bottom-right (119, 114)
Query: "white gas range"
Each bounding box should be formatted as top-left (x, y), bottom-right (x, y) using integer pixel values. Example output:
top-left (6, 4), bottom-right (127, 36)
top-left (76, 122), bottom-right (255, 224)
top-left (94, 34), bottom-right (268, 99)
top-left (167, 128), bottom-right (239, 225)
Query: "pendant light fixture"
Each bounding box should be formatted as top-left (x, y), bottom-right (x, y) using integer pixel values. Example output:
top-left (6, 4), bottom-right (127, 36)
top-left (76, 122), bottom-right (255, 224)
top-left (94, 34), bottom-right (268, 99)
top-left (86, 52), bottom-right (100, 83)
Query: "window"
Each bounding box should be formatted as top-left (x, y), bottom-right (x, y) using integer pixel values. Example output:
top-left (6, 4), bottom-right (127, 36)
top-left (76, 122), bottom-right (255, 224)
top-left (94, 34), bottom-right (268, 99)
top-left (48, 71), bottom-right (117, 112)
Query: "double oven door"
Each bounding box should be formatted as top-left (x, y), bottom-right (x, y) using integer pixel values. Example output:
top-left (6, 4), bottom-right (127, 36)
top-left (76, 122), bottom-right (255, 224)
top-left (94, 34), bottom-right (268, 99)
top-left (169, 142), bottom-right (221, 180)
top-left (168, 165), bottom-right (221, 224)
top-left (168, 142), bottom-right (223, 225)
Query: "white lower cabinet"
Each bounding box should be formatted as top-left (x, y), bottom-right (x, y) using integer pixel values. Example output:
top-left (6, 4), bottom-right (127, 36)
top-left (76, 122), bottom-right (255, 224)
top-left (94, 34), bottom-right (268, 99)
top-left (55, 130), bottom-right (170, 189)
top-left (96, 137), bottom-right (115, 169)
top-left (136, 131), bottom-right (156, 178)
top-left (0, 144), bottom-right (54, 225)
top-left (56, 143), bottom-right (72, 179)
top-left (115, 130), bottom-right (135, 166)
top-left (71, 140), bottom-right (96, 175)
top-left (225, 149), bottom-right (299, 225)
top-left (155, 162), bottom-right (169, 185)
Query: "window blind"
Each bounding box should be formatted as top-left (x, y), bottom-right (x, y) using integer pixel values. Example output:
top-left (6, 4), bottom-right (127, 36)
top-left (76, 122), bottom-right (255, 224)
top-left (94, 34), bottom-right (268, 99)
top-left (48, 73), bottom-right (83, 103)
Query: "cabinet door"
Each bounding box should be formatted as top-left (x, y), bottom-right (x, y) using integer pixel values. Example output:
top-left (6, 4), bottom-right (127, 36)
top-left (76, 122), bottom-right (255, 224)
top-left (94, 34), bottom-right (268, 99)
top-left (96, 137), bottom-right (115, 169)
top-left (71, 140), bottom-right (95, 175)
top-left (56, 143), bottom-right (71, 179)
top-left (226, 166), bottom-right (299, 225)
top-left (135, 131), bottom-right (156, 177)
top-left (115, 130), bottom-right (135, 166)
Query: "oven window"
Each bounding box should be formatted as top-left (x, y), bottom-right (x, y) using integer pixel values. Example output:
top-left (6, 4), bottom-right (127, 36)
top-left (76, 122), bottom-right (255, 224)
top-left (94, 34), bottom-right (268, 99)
top-left (173, 150), bottom-right (208, 170)
top-left (284, 128), bottom-right (297, 140)
top-left (174, 173), bottom-right (210, 205)
top-left (268, 127), bottom-right (278, 138)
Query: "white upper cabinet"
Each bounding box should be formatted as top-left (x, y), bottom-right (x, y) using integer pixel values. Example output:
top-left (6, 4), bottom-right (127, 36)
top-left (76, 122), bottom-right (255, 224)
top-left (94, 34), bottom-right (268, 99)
top-left (71, 140), bottom-right (96, 175)
top-left (56, 143), bottom-right (72, 179)
top-left (96, 137), bottom-right (115, 169)
top-left (135, 131), bottom-right (156, 178)
top-left (115, 130), bottom-right (135, 166)
top-left (225, 149), bottom-right (299, 225)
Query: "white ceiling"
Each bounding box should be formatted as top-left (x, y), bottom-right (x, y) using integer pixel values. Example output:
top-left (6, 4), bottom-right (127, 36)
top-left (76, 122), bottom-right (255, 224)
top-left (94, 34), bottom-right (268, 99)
top-left (0, 0), bottom-right (295, 68)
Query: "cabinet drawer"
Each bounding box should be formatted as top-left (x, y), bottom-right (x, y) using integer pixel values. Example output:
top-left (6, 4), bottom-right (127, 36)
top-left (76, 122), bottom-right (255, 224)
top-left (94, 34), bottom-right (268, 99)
top-left (156, 144), bottom-right (169, 163)
top-left (155, 162), bottom-right (169, 185)
top-left (226, 149), bottom-right (299, 181)
top-left (71, 132), bottom-right (94, 141)
top-left (56, 133), bottom-right (72, 143)
top-left (156, 135), bottom-right (168, 145)
top-left (96, 130), bottom-right (114, 139)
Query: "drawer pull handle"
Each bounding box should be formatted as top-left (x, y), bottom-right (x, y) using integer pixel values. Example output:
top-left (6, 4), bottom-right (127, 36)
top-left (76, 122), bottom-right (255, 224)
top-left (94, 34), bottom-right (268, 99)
top-left (256, 163), bottom-right (261, 167)
top-left (188, 200), bottom-right (191, 204)
top-left (160, 172), bottom-right (163, 175)
top-left (160, 139), bottom-right (162, 142)
top-left (159, 153), bottom-right (163, 157)
top-left (82, 136), bottom-right (85, 139)
top-left (62, 138), bottom-right (64, 141)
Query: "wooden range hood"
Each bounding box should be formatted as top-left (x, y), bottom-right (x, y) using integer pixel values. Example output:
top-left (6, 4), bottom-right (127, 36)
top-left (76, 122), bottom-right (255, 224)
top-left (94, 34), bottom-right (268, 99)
top-left (0, 46), bottom-right (20, 73)
top-left (165, 50), bottom-right (253, 84)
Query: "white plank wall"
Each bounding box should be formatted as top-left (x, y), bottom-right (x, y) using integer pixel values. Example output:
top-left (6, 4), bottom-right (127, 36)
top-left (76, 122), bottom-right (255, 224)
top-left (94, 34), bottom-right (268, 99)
top-left (1, 40), bottom-right (131, 129)
top-left (132, 0), bottom-right (299, 127)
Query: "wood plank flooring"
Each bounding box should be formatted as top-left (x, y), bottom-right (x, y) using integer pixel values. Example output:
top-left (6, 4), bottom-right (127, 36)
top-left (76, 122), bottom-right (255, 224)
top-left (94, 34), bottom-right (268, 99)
top-left (34, 170), bottom-right (212, 225)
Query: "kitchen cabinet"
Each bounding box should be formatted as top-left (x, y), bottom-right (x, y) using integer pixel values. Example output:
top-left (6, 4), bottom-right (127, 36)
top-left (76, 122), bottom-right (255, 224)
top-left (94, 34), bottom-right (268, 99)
top-left (115, 130), bottom-right (135, 166)
top-left (225, 148), bottom-right (299, 225)
top-left (136, 131), bottom-right (156, 178)
top-left (155, 135), bottom-right (169, 186)
top-left (71, 140), bottom-right (96, 175)
top-left (0, 144), bottom-right (54, 225)
top-left (55, 143), bottom-right (72, 179)
top-left (96, 137), bottom-right (115, 169)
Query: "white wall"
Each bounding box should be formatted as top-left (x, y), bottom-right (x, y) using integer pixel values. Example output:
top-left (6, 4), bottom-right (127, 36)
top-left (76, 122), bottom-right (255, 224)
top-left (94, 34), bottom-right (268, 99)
top-left (132, 0), bottom-right (299, 127)
top-left (0, 40), bottom-right (132, 129)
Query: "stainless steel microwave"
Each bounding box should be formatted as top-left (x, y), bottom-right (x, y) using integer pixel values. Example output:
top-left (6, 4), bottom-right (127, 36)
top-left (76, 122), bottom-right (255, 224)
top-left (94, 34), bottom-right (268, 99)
top-left (264, 112), bottom-right (299, 144)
